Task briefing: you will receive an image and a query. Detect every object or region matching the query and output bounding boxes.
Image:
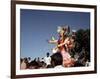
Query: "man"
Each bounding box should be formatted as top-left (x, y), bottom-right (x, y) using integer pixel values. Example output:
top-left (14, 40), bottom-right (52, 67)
top-left (20, 58), bottom-right (27, 69)
top-left (51, 52), bottom-right (64, 68)
top-left (44, 52), bottom-right (51, 67)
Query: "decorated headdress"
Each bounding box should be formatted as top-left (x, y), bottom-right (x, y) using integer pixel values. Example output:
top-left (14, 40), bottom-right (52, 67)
top-left (57, 26), bottom-right (63, 33)
top-left (57, 25), bottom-right (70, 36)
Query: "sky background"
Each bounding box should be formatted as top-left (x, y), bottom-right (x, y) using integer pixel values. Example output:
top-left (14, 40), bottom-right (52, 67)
top-left (20, 9), bottom-right (90, 60)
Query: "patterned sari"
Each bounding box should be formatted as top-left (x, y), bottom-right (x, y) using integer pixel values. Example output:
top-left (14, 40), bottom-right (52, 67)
top-left (58, 38), bottom-right (75, 67)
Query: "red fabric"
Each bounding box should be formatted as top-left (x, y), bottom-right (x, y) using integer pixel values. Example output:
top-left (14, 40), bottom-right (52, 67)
top-left (58, 39), bottom-right (75, 67)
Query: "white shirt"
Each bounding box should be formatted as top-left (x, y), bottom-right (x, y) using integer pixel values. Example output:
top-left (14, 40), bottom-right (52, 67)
top-left (44, 56), bottom-right (51, 65)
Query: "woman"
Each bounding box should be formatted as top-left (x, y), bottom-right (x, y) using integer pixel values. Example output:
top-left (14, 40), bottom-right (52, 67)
top-left (48, 26), bottom-right (75, 67)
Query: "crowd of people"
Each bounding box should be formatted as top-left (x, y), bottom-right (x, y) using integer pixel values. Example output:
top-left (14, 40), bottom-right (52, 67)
top-left (20, 52), bottom-right (64, 69)
top-left (20, 25), bottom-right (90, 70)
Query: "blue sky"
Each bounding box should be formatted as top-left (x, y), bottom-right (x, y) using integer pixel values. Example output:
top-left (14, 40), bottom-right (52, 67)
top-left (20, 9), bottom-right (90, 59)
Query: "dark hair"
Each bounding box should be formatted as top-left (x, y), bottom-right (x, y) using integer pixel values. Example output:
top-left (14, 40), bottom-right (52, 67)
top-left (51, 52), bottom-right (63, 67)
top-left (20, 58), bottom-right (23, 63)
top-left (46, 52), bottom-right (50, 57)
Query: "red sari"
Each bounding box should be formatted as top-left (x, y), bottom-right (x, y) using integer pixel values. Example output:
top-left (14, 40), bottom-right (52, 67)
top-left (58, 39), bottom-right (75, 67)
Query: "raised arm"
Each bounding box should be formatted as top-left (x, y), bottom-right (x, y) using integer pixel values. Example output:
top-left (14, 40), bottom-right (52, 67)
top-left (57, 38), bottom-right (70, 47)
top-left (48, 40), bottom-right (58, 44)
